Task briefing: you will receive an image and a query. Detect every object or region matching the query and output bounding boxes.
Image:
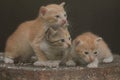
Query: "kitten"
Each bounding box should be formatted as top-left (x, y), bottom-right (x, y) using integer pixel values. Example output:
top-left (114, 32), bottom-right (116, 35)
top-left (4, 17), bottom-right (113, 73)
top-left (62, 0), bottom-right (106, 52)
top-left (4, 2), bottom-right (69, 65)
top-left (60, 32), bottom-right (113, 68)
top-left (34, 26), bottom-right (71, 66)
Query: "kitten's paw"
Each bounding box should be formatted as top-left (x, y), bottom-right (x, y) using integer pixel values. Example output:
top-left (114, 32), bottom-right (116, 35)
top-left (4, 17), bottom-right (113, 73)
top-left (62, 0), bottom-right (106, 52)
top-left (34, 61), bottom-right (45, 66)
top-left (34, 61), bottom-right (60, 67)
top-left (103, 56), bottom-right (113, 63)
top-left (66, 60), bottom-right (76, 67)
top-left (4, 57), bottom-right (14, 64)
top-left (59, 62), bottom-right (66, 67)
top-left (87, 63), bottom-right (98, 68)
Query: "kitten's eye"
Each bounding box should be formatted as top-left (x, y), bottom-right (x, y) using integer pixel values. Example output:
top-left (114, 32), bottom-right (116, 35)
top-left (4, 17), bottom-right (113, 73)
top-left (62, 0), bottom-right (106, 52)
top-left (84, 52), bottom-right (89, 55)
top-left (60, 39), bottom-right (65, 42)
top-left (94, 52), bottom-right (97, 54)
top-left (64, 14), bottom-right (67, 17)
top-left (55, 15), bottom-right (60, 18)
top-left (68, 37), bottom-right (71, 40)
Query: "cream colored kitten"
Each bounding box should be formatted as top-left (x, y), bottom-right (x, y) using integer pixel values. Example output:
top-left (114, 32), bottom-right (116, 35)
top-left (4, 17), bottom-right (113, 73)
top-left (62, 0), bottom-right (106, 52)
top-left (73, 32), bottom-right (113, 68)
top-left (34, 26), bottom-right (71, 66)
top-left (60, 32), bottom-right (113, 68)
top-left (4, 2), bottom-right (69, 65)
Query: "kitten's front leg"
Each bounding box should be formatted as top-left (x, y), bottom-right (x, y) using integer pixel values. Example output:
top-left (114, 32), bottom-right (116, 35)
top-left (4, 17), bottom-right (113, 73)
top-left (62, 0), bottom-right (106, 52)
top-left (59, 55), bottom-right (69, 66)
top-left (31, 36), bottom-right (48, 66)
top-left (87, 58), bottom-right (99, 68)
top-left (32, 43), bottom-right (59, 67)
top-left (32, 45), bottom-right (48, 66)
top-left (103, 56), bottom-right (113, 63)
top-left (59, 49), bottom-right (72, 66)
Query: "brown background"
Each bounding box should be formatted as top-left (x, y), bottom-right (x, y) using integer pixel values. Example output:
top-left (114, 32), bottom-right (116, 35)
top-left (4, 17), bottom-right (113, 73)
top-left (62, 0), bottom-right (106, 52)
top-left (0, 0), bottom-right (120, 54)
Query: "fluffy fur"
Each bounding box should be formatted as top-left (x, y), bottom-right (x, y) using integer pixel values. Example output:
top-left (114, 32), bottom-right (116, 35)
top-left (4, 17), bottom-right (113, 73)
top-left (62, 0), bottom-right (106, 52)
top-left (4, 2), bottom-right (69, 65)
top-left (60, 32), bottom-right (113, 68)
top-left (34, 26), bottom-right (71, 66)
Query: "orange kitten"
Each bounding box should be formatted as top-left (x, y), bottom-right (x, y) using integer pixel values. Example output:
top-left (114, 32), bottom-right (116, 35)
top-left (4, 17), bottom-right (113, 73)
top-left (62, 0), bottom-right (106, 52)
top-left (4, 2), bottom-right (69, 65)
top-left (72, 32), bottom-right (113, 67)
top-left (60, 32), bottom-right (113, 67)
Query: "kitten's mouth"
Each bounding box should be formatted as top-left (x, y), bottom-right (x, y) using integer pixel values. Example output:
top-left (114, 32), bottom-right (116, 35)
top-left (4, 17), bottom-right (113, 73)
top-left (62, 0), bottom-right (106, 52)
top-left (61, 22), bottom-right (69, 26)
top-left (86, 59), bottom-right (95, 63)
top-left (53, 22), bottom-right (69, 27)
top-left (62, 21), bottom-right (68, 25)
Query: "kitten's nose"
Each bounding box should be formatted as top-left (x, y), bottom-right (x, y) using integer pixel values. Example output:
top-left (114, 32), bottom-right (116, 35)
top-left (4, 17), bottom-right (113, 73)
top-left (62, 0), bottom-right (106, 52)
top-left (62, 19), bottom-right (67, 24)
top-left (67, 42), bottom-right (71, 48)
top-left (89, 56), bottom-right (94, 62)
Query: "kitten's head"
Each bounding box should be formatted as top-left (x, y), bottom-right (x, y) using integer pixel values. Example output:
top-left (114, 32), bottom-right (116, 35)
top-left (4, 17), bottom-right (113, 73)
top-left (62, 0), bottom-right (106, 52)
top-left (73, 36), bottom-right (102, 63)
top-left (39, 2), bottom-right (68, 26)
top-left (46, 26), bottom-right (71, 49)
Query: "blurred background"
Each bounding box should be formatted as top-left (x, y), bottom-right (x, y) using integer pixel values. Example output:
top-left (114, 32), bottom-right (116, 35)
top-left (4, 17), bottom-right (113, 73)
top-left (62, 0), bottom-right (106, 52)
top-left (0, 0), bottom-right (120, 54)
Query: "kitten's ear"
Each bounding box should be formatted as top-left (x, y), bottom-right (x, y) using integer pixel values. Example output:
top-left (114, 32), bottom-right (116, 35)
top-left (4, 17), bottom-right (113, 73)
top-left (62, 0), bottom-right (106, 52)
top-left (46, 28), bottom-right (56, 39)
top-left (48, 27), bottom-right (57, 34)
top-left (60, 2), bottom-right (65, 7)
top-left (73, 39), bottom-right (82, 46)
top-left (95, 37), bottom-right (102, 44)
top-left (40, 6), bottom-right (48, 16)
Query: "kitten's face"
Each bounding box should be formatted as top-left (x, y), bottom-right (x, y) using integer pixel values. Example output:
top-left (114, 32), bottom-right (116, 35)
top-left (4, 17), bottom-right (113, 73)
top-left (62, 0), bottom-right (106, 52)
top-left (40, 2), bottom-right (68, 26)
top-left (46, 26), bottom-right (71, 49)
top-left (73, 39), bottom-right (100, 63)
top-left (75, 46), bottom-right (98, 63)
